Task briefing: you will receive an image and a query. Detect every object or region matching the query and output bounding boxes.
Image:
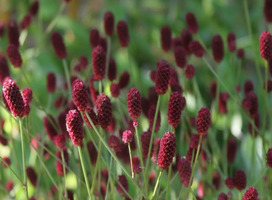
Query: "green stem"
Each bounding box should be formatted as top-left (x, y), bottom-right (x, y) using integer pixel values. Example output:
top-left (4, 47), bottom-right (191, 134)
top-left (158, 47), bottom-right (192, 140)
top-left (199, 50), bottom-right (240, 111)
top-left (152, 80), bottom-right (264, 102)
top-left (165, 166), bottom-right (172, 200)
top-left (134, 125), bottom-right (144, 178)
top-left (126, 48), bottom-right (135, 86)
top-left (19, 119), bottom-right (29, 199)
top-left (78, 146), bottom-right (92, 199)
top-left (151, 170), bottom-right (163, 200)
top-left (45, 3), bottom-right (65, 34)
top-left (61, 150), bottom-right (68, 199)
top-left (62, 59), bottom-right (71, 98)
top-left (128, 143), bottom-right (134, 179)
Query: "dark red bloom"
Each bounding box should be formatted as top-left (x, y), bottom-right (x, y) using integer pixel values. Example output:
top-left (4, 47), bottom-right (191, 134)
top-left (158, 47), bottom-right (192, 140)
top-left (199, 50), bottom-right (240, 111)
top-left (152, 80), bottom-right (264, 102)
top-left (127, 88), bottom-right (142, 121)
top-left (122, 130), bottom-right (133, 143)
top-left (219, 92), bottom-right (230, 114)
top-left (196, 107), bottom-right (211, 135)
top-left (89, 29), bottom-right (100, 48)
top-left (108, 135), bottom-right (121, 153)
top-left (53, 134), bottom-right (66, 149)
top-left (155, 60), bottom-right (170, 95)
top-left (96, 93), bottom-right (112, 129)
top-left (92, 45), bottom-right (106, 80)
top-left (218, 193), bottom-right (228, 200)
top-left (51, 32), bottom-right (67, 59)
top-left (99, 36), bottom-right (107, 52)
top-left (43, 115), bottom-right (58, 141)
top-left (189, 134), bottom-right (200, 149)
top-left (117, 20), bottom-right (129, 47)
top-left (0, 22), bottom-right (4, 38)
top-left (185, 64), bottom-right (195, 79)
top-left (26, 167), bottom-right (37, 187)
top-left (2, 78), bottom-right (25, 117)
top-left (225, 177), bottom-right (235, 189)
top-left (160, 25), bottom-right (172, 51)
top-left (141, 131), bottom-right (151, 159)
top-left (1, 157), bottom-right (11, 168)
top-left (174, 46), bottom-right (186, 68)
top-left (211, 35), bottom-right (224, 63)
top-left (244, 80), bottom-right (254, 96)
top-left (104, 11), bottom-right (114, 36)
top-left (181, 29), bottom-right (192, 54)
top-left (116, 175), bottom-right (128, 195)
top-left (5, 181), bottom-right (13, 191)
top-left (118, 71), bottom-right (130, 89)
top-left (210, 81), bottom-right (217, 99)
top-left (0, 55), bottom-right (10, 84)
top-left (227, 138), bottom-right (237, 163)
top-left (213, 172), bottom-right (221, 190)
top-left (110, 83), bottom-right (120, 98)
top-left (66, 109), bottom-right (84, 146)
top-left (167, 92), bottom-right (186, 128)
top-left (132, 156), bottom-right (142, 173)
top-left (7, 20), bottom-right (20, 48)
top-left (189, 40), bottom-right (205, 57)
top-left (58, 110), bottom-right (69, 137)
top-left (260, 31), bottom-right (272, 61)
top-left (172, 37), bottom-right (183, 49)
top-left (234, 170), bottom-right (247, 191)
top-left (82, 106), bottom-right (98, 129)
top-left (186, 12), bottom-right (198, 34)
top-left (29, 0), bottom-right (39, 17)
top-left (157, 132), bottom-right (176, 169)
top-left (20, 14), bottom-right (31, 29)
top-left (227, 32), bottom-right (236, 52)
top-left (242, 91), bottom-right (258, 118)
top-left (56, 150), bottom-right (69, 176)
top-left (178, 158), bottom-right (192, 187)
top-left (237, 48), bottom-right (245, 59)
top-left (148, 105), bottom-right (161, 132)
top-left (72, 79), bottom-right (88, 111)
top-left (266, 148), bottom-right (272, 167)
top-left (150, 70), bottom-right (157, 83)
top-left (108, 58), bottom-right (117, 81)
top-left (7, 44), bottom-right (22, 68)
top-left (47, 72), bottom-right (56, 93)
top-left (265, 0), bottom-right (272, 22)
top-left (22, 88), bottom-right (32, 105)
top-left (242, 187), bottom-right (258, 200)
top-left (87, 141), bottom-right (98, 165)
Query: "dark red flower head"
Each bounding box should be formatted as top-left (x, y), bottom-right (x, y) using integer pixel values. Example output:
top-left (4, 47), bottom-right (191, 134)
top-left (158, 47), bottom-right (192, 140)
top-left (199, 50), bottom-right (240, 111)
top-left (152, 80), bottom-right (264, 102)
top-left (174, 46), bottom-right (186, 68)
top-left (189, 40), bottom-right (205, 57)
top-left (43, 115), bottom-right (58, 141)
top-left (227, 138), bottom-right (237, 164)
top-left (141, 131), bottom-right (151, 159)
top-left (237, 48), bottom-right (245, 59)
top-left (92, 45), bottom-right (106, 80)
top-left (264, 0), bottom-right (272, 22)
top-left (244, 80), bottom-right (254, 96)
top-left (218, 193), bottom-right (228, 200)
top-left (157, 131), bottom-right (176, 169)
top-left (53, 134), bottom-right (66, 149)
top-left (56, 149), bottom-right (69, 176)
top-left (127, 88), bottom-right (142, 121)
top-left (96, 93), bottom-right (112, 129)
top-left (167, 92), bottom-right (186, 128)
top-left (122, 130), bottom-right (133, 143)
top-left (20, 14), bottom-right (32, 29)
top-left (234, 170), bottom-right (247, 191)
top-left (108, 58), bottom-right (117, 81)
top-left (47, 72), bottom-right (56, 93)
top-left (108, 135), bottom-right (121, 153)
top-left (0, 55), bottom-right (10, 84)
top-left (72, 79), bottom-right (88, 111)
top-left (196, 107), bottom-right (211, 135)
top-left (82, 106), bottom-right (98, 129)
top-left (178, 158), bottom-right (192, 187)
top-left (189, 134), bottom-right (200, 149)
top-left (185, 64), bottom-right (195, 79)
top-left (186, 12), bottom-right (198, 34)
top-left (26, 167), bottom-right (37, 187)
top-left (66, 109), bottom-right (84, 146)
top-left (5, 181), bottom-right (13, 191)
top-left (29, 0), bottom-right (39, 17)
top-left (155, 60), bottom-right (170, 95)
top-left (181, 30), bottom-right (192, 54)
top-left (22, 88), bottom-right (33, 105)
top-left (117, 20), bottom-right (130, 47)
top-left (260, 31), bottom-right (272, 61)
top-left (148, 105), bottom-right (161, 132)
top-left (118, 71), bottom-right (130, 89)
top-left (160, 25), bottom-right (172, 52)
top-left (110, 83), bottom-right (120, 98)
top-left (132, 156), bottom-right (142, 173)
top-left (51, 32), bottom-right (67, 59)
top-left (7, 20), bottom-right (20, 48)
top-left (227, 32), bottom-right (236, 52)
top-left (219, 92), bottom-right (230, 114)
top-left (89, 29), bottom-right (100, 48)
top-left (225, 177), bottom-right (235, 189)
top-left (211, 35), bottom-right (224, 63)
top-left (242, 187), bottom-right (258, 200)
top-left (7, 44), bottom-right (22, 68)
top-left (87, 140), bottom-right (98, 165)
top-left (104, 11), bottom-right (114, 36)
top-left (266, 148), bottom-right (272, 168)
top-left (2, 78), bottom-right (25, 117)
top-left (1, 157), bottom-right (11, 168)
top-left (242, 91), bottom-right (258, 118)
top-left (116, 174), bottom-right (128, 195)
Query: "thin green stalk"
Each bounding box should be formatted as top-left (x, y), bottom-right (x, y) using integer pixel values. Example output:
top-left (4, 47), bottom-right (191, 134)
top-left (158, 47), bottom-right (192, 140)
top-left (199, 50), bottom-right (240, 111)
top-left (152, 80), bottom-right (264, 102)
top-left (158, 172), bottom-right (179, 198)
top-left (126, 48), bottom-right (135, 86)
top-left (19, 119), bottom-right (29, 199)
top-left (151, 170), bottom-right (163, 200)
top-left (185, 135), bottom-right (203, 198)
top-left (134, 125), bottom-right (144, 178)
top-left (78, 146), bottom-right (92, 199)
top-left (145, 95), bottom-right (161, 192)
top-left (62, 59), bottom-right (71, 98)
top-left (61, 150), bottom-right (68, 199)
top-left (45, 3), bottom-right (66, 34)
top-left (105, 156), bottom-right (113, 200)
top-left (165, 166), bottom-right (172, 200)
top-left (128, 143), bottom-right (134, 179)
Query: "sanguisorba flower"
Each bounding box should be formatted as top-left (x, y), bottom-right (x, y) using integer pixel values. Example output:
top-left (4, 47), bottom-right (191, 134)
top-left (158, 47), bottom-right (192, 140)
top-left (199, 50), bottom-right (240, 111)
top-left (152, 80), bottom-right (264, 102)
top-left (211, 35), bottom-right (224, 63)
top-left (7, 44), bottom-right (22, 68)
top-left (127, 88), bottom-right (142, 121)
top-left (72, 79), bottom-right (88, 111)
top-left (96, 93), bottom-right (112, 129)
top-left (234, 169), bottom-right (247, 191)
top-left (0, 55), bottom-right (10, 84)
top-left (26, 167), bottom-right (37, 187)
top-left (92, 45), bottom-right (106, 80)
top-left (104, 11), bottom-right (114, 36)
top-left (108, 58), bottom-right (117, 81)
top-left (174, 46), bottom-right (186, 68)
top-left (2, 77), bottom-right (25, 118)
top-left (242, 187), bottom-right (258, 200)
top-left (227, 138), bottom-right (237, 164)
top-left (56, 149), bottom-right (69, 176)
top-left (66, 109), bottom-right (84, 146)
top-left (196, 107), bottom-right (211, 135)
top-left (29, 0), bottom-right (39, 17)
top-left (155, 60), bottom-right (170, 95)
top-left (118, 71), bottom-right (130, 89)
top-left (185, 12), bottom-right (198, 34)
top-left (178, 158), bottom-right (192, 187)
top-left (47, 72), bottom-right (56, 93)
top-left (7, 20), bottom-right (20, 48)
top-left (51, 32), bottom-right (67, 59)
top-left (160, 25), bottom-right (172, 52)
top-left (89, 29), bottom-right (100, 48)
top-left (117, 20), bottom-right (130, 47)
top-left (266, 148), bottom-right (272, 168)
top-left (264, 0), bottom-right (272, 23)
top-left (260, 31), bottom-right (272, 61)
top-left (189, 40), bottom-right (205, 57)
top-left (227, 32), bottom-right (236, 52)
top-left (82, 106), bottom-right (98, 129)
top-left (157, 131), bottom-right (176, 169)
top-left (43, 115), bottom-right (58, 141)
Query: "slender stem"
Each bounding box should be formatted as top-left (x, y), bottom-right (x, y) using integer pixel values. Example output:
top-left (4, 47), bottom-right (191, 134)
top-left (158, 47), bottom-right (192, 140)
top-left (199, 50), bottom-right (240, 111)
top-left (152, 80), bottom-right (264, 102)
top-left (165, 166), bottom-right (172, 200)
top-left (78, 146), bottom-right (92, 199)
top-left (186, 135), bottom-right (203, 198)
top-left (45, 3), bottom-right (65, 34)
top-left (145, 95), bottom-right (161, 192)
top-left (62, 59), bottom-right (71, 98)
top-left (126, 48), bottom-right (135, 86)
top-left (19, 119), bottom-right (29, 199)
top-left (128, 143), bottom-right (134, 179)
top-left (151, 170), bottom-right (163, 200)
top-left (61, 150), bottom-right (67, 199)
top-left (134, 125), bottom-right (144, 178)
